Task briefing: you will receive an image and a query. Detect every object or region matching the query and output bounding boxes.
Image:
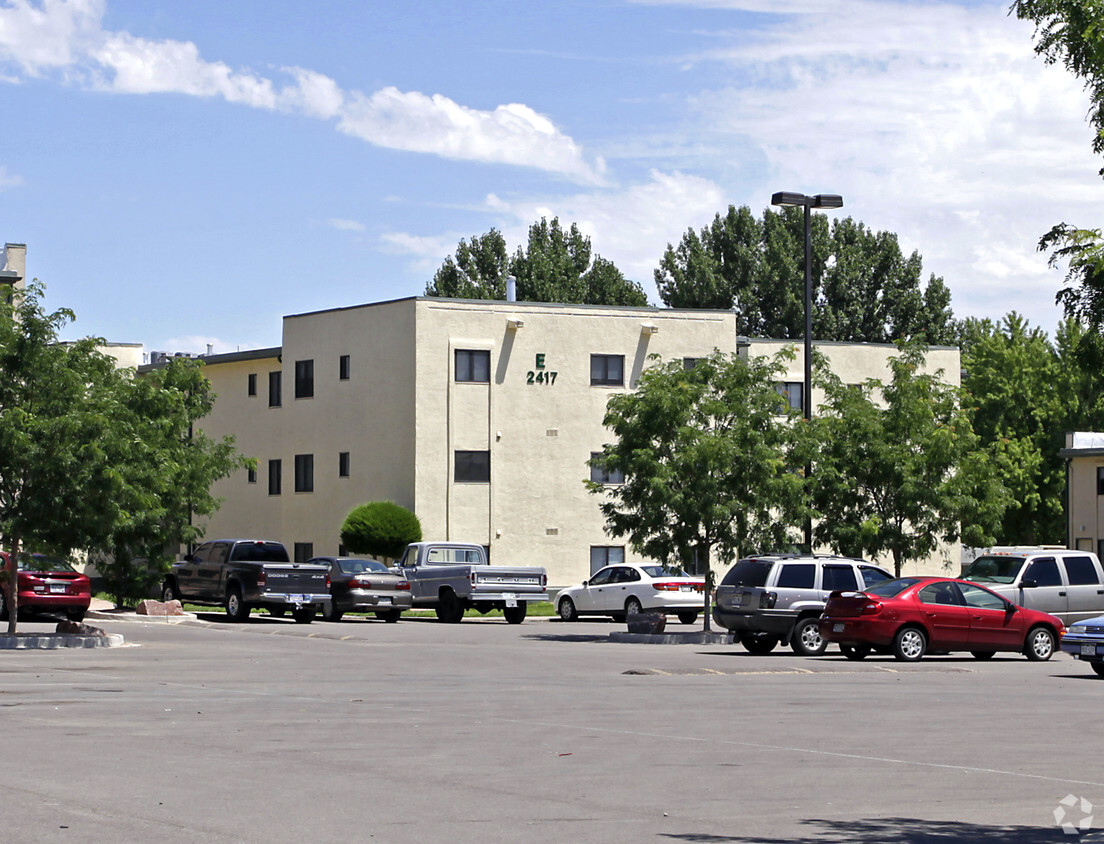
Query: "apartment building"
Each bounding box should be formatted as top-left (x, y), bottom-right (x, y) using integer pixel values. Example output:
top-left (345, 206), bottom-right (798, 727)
top-left (188, 296), bottom-right (961, 587)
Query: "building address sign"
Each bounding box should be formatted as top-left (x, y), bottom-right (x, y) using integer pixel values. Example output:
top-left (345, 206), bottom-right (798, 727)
top-left (526, 353), bottom-right (558, 386)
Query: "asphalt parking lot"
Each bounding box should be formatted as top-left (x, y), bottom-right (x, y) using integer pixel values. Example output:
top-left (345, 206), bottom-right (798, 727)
top-left (3, 612), bottom-right (1103, 843)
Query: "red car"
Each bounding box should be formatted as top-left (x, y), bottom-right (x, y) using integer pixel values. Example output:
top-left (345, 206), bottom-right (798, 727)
top-left (0, 552), bottom-right (91, 621)
top-left (818, 576), bottom-right (1063, 662)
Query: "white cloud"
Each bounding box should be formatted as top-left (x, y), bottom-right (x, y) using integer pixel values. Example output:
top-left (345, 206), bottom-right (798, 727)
top-left (386, 170), bottom-right (727, 294)
top-left (325, 218), bottom-right (366, 233)
top-left (0, 0), bottom-right (602, 182)
top-left (0, 164), bottom-right (22, 190)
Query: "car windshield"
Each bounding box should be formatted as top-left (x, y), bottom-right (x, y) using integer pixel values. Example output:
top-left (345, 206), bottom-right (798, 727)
top-left (721, 559), bottom-right (773, 587)
top-left (863, 578), bottom-right (922, 598)
top-left (16, 554), bottom-right (77, 573)
top-left (640, 565), bottom-right (689, 578)
top-left (961, 555), bottom-right (1026, 584)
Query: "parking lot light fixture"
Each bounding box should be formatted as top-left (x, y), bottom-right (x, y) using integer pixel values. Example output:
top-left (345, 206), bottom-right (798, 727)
top-left (770, 191), bottom-right (844, 551)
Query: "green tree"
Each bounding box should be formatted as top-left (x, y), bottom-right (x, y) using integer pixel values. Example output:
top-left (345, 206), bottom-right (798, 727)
top-left (587, 349), bottom-right (812, 579)
top-left (811, 345), bottom-right (1005, 576)
top-left (1013, 1), bottom-right (1104, 326)
top-left (95, 357), bottom-right (251, 608)
top-left (340, 501), bottom-right (422, 561)
top-left (427, 217), bottom-right (648, 306)
top-left (654, 205), bottom-right (955, 343)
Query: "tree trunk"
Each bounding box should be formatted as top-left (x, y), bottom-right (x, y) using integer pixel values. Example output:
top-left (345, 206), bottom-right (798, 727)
top-left (6, 536), bottom-right (19, 634)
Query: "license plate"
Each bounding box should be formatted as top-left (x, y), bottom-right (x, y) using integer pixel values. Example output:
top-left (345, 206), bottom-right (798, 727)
top-left (680, 585), bottom-right (693, 592)
top-left (734, 593), bottom-right (747, 607)
top-left (1082, 643), bottom-right (1097, 657)
top-left (504, 593), bottom-right (518, 608)
top-left (833, 623), bottom-right (844, 633)
top-left (288, 594), bottom-right (306, 603)
top-left (49, 583), bottom-right (66, 594)
top-left (377, 597), bottom-right (392, 605)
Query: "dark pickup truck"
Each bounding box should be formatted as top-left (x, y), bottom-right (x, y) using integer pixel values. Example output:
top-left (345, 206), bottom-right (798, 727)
top-left (162, 539), bottom-right (331, 623)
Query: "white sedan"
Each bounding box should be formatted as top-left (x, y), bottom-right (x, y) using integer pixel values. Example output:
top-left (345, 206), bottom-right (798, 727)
top-left (555, 564), bottom-right (706, 623)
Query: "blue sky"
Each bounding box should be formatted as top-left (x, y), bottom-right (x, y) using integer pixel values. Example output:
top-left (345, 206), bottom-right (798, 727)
top-left (1, 0), bottom-right (1102, 354)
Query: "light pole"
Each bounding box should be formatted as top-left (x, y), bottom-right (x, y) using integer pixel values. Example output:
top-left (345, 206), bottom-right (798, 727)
top-left (770, 192), bottom-right (843, 551)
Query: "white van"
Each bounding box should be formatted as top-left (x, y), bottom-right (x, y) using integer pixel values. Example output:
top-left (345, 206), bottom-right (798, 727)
top-left (960, 549), bottom-right (1104, 625)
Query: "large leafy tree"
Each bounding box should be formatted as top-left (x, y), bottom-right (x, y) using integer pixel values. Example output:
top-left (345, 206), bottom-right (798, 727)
top-left (96, 356), bottom-right (251, 607)
top-left (1013, 1), bottom-right (1104, 325)
top-left (426, 217), bottom-right (648, 306)
top-left (0, 284), bottom-right (247, 628)
top-left (811, 345), bottom-right (1005, 576)
top-left (587, 349), bottom-right (812, 577)
top-left (655, 205), bottom-right (955, 343)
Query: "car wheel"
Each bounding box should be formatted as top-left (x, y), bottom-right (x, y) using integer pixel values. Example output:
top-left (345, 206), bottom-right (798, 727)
top-left (840, 643), bottom-right (870, 660)
top-left (377, 609), bottom-right (402, 623)
top-left (625, 597), bottom-right (643, 616)
top-left (66, 608), bottom-right (86, 622)
top-left (1024, 626), bottom-right (1055, 661)
top-left (504, 604), bottom-right (527, 624)
top-left (970, 651), bottom-right (995, 660)
top-left (677, 611), bottom-right (698, 625)
top-left (558, 598), bottom-right (578, 622)
top-left (790, 617), bottom-right (828, 656)
top-left (292, 607), bottom-right (316, 624)
top-left (1091, 661), bottom-right (1104, 677)
top-left (740, 632), bottom-right (779, 655)
top-left (225, 586), bottom-right (250, 622)
top-left (161, 581), bottom-right (180, 603)
top-left (436, 590), bottom-right (463, 623)
top-left (892, 626), bottom-right (927, 661)
top-left (321, 602), bottom-right (343, 622)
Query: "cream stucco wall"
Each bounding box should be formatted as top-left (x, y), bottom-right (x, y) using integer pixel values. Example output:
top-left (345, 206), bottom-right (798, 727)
top-left (190, 297), bottom-right (962, 586)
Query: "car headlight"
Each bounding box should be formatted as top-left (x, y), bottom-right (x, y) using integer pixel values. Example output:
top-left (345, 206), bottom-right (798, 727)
top-left (1069, 626), bottom-right (1086, 635)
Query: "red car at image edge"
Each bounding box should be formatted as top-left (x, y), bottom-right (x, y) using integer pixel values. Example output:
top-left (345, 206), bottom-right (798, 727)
top-left (0, 552), bottom-right (91, 621)
top-left (818, 575), bottom-right (1063, 662)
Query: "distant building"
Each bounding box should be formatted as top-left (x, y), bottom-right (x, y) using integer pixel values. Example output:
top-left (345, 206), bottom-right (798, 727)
top-left (175, 296), bottom-right (962, 587)
top-left (1, 242), bottom-right (26, 301)
top-left (1061, 432), bottom-right (1104, 558)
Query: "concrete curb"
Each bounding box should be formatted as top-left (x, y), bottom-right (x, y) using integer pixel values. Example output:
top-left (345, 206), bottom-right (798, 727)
top-left (0, 633), bottom-right (126, 649)
top-left (85, 609), bottom-right (198, 624)
top-left (608, 631), bottom-right (735, 645)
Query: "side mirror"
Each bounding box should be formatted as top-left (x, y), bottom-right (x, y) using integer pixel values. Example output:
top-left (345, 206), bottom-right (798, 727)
top-left (1019, 579), bottom-right (1038, 589)
top-left (582, 579), bottom-right (589, 587)
top-left (1005, 602), bottom-right (1017, 613)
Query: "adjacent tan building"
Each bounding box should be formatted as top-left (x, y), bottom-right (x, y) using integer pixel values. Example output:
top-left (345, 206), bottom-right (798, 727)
top-left (1062, 432), bottom-right (1104, 558)
top-left (186, 296), bottom-right (962, 587)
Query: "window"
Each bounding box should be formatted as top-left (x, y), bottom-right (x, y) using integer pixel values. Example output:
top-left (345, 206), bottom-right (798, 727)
top-left (958, 582), bottom-right (1007, 610)
top-left (776, 563), bottom-right (815, 589)
top-left (590, 546), bottom-right (625, 574)
top-left (683, 358), bottom-right (702, 370)
top-left (339, 354), bottom-right (350, 381)
top-left (613, 567), bottom-right (641, 583)
top-left (454, 450), bottom-right (490, 483)
top-left (247, 467), bottom-right (257, 484)
top-left (268, 371), bottom-right (282, 407)
top-left (1023, 558), bottom-right (1061, 587)
top-left (775, 382), bottom-right (803, 411)
top-left (591, 354), bottom-right (624, 386)
top-left (247, 373), bottom-right (257, 396)
top-left (588, 567), bottom-right (616, 586)
top-left (455, 349), bottom-right (490, 383)
top-left (859, 566), bottom-right (892, 587)
top-left (268, 459), bottom-right (282, 495)
top-left (919, 582), bottom-right (964, 606)
top-left (590, 452), bottom-right (624, 485)
top-left (1097, 466), bottom-right (1104, 495)
top-left (295, 359), bottom-right (314, 399)
top-left (294, 454), bottom-right (314, 493)
top-left (821, 565), bottom-right (858, 592)
top-left (293, 542), bottom-right (314, 563)
top-left (338, 451), bottom-right (350, 478)
top-left (1067, 556), bottom-right (1103, 585)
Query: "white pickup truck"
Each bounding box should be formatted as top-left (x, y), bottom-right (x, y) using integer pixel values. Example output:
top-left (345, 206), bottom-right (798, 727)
top-left (396, 541), bottom-right (549, 623)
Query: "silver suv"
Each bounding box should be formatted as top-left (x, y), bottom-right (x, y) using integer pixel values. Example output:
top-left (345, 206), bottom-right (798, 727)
top-left (960, 548), bottom-right (1104, 625)
top-left (712, 554), bottom-right (893, 655)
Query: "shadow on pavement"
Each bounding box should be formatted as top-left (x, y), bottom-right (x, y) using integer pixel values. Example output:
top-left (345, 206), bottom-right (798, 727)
top-left (523, 632), bottom-right (610, 643)
top-left (658, 816), bottom-right (1072, 842)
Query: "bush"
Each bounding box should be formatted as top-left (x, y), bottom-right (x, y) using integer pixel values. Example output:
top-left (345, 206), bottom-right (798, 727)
top-left (340, 502), bottom-right (422, 561)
